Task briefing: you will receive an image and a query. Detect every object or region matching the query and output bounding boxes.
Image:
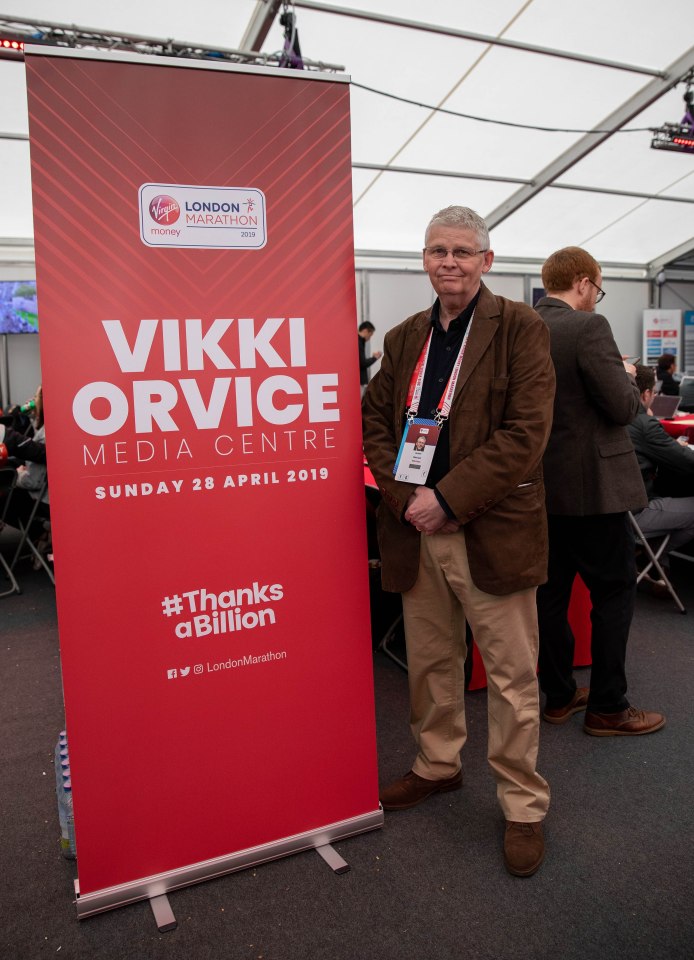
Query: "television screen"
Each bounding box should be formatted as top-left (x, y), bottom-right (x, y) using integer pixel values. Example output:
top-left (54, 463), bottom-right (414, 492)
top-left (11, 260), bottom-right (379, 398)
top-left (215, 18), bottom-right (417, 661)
top-left (0, 280), bottom-right (38, 333)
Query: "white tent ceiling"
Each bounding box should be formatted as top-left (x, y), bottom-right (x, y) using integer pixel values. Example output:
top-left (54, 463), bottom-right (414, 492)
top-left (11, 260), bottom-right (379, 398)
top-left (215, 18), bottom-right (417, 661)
top-left (1, 0), bottom-right (693, 276)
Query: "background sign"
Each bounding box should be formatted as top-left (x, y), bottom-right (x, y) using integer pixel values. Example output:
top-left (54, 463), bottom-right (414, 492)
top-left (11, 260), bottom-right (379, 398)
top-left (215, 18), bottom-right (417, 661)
top-left (684, 310), bottom-right (694, 375)
top-left (25, 49), bottom-right (379, 905)
top-left (642, 309), bottom-right (682, 368)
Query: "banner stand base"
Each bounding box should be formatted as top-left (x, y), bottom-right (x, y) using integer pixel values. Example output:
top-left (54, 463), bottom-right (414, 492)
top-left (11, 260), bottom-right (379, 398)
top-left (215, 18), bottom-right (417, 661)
top-left (74, 807), bottom-right (383, 921)
top-left (149, 894), bottom-right (177, 933)
top-left (315, 843), bottom-right (350, 874)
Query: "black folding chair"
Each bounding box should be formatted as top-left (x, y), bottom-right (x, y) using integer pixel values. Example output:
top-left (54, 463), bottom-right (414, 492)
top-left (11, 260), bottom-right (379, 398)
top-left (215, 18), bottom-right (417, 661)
top-left (0, 468), bottom-right (21, 596)
top-left (7, 477), bottom-right (54, 586)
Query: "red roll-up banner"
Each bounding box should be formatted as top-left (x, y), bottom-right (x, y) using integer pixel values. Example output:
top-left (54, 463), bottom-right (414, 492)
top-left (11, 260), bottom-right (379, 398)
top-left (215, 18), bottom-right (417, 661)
top-left (25, 47), bottom-right (381, 917)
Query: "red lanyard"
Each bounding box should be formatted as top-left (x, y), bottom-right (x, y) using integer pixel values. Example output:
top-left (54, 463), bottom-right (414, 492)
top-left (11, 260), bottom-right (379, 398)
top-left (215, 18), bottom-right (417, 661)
top-left (406, 316), bottom-right (474, 424)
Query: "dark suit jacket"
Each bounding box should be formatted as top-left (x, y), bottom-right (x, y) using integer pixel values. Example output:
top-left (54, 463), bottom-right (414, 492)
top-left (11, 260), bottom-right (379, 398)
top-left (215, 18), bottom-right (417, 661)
top-left (535, 296), bottom-right (647, 516)
top-left (362, 282), bottom-right (555, 596)
top-left (0, 425), bottom-right (47, 464)
top-left (358, 335), bottom-right (376, 386)
top-left (627, 406), bottom-right (694, 497)
top-left (678, 377), bottom-right (694, 413)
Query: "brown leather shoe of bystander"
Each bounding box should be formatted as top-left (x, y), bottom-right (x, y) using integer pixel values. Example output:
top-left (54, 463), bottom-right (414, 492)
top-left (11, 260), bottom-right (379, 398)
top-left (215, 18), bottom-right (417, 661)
top-left (503, 821), bottom-right (545, 877)
top-left (583, 706), bottom-right (666, 736)
top-left (542, 686), bottom-right (589, 724)
top-left (639, 574), bottom-right (671, 599)
top-left (379, 769), bottom-right (462, 811)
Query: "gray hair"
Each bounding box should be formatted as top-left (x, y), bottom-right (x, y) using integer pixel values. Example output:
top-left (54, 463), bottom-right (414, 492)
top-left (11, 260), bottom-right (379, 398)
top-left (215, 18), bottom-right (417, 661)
top-left (424, 206), bottom-right (490, 249)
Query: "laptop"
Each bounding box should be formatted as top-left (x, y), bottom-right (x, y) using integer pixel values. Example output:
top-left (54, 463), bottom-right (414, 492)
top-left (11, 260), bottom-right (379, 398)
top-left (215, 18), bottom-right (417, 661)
top-left (650, 394), bottom-right (681, 418)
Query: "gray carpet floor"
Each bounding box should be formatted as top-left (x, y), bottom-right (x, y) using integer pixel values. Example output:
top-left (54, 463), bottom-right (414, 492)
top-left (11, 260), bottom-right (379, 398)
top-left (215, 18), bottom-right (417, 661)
top-left (1, 543), bottom-right (693, 960)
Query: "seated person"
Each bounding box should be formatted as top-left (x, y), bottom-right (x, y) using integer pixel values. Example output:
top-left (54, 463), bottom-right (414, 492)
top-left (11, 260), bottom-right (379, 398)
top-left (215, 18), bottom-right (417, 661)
top-left (2, 401), bottom-right (34, 434)
top-left (628, 365), bottom-right (694, 578)
top-left (655, 353), bottom-right (680, 396)
top-left (678, 376), bottom-right (694, 414)
top-left (0, 385), bottom-right (49, 531)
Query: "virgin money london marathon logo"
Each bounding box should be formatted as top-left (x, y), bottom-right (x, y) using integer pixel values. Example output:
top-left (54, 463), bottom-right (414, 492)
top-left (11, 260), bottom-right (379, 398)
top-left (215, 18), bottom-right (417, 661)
top-left (139, 183), bottom-right (267, 249)
top-left (148, 195), bottom-right (180, 225)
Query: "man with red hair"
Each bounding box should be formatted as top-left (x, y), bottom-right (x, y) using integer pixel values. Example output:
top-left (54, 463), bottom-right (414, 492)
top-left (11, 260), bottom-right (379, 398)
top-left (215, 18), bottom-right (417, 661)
top-left (535, 247), bottom-right (665, 737)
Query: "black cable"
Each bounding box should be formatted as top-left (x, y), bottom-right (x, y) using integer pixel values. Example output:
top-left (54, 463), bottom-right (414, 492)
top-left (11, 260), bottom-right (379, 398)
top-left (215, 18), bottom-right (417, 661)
top-left (351, 80), bottom-right (657, 135)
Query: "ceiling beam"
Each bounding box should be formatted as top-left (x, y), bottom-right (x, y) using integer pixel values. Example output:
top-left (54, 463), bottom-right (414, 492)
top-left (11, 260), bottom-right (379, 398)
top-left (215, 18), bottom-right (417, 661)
top-left (648, 238), bottom-right (694, 277)
top-left (239, 0), bottom-right (283, 52)
top-left (0, 237), bottom-right (34, 264)
top-left (549, 182), bottom-right (694, 205)
top-left (485, 45), bottom-right (694, 230)
top-left (353, 161), bottom-right (694, 204)
top-left (0, 11), bottom-right (343, 70)
top-left (292, 2), bottom-right (663, 76)
top-left (352, 161), bottom-right (529, 186)
top-left (353, 249), bottom-right (649, 278)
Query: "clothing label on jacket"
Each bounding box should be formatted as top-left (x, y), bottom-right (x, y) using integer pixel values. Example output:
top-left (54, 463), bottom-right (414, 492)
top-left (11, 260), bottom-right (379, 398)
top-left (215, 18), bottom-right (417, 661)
top-left (393, 419), bottom-right (439, 483)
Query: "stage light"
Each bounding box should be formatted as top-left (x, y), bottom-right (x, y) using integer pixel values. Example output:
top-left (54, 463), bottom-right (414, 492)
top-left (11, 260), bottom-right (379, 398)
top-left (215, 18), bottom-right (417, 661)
top-left (0, 35), bottom-right (25, 59)
top-left (650, 127), bottom-right (694, 154)
top-left (651, 74), bottom-right (694, 155)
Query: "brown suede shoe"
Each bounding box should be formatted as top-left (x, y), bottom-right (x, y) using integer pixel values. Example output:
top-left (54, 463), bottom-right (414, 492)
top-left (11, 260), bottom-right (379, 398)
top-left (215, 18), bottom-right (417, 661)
top-left (542, 686), bottom-right (589, 724)
top-left (639, 575), bottom-right (670, 599)
top-left (583, 706), bottom-right (666, 737)
top-left (379, 769), bottom-right (462, 811)
top-left (503, 821), bottom-right (545, 877)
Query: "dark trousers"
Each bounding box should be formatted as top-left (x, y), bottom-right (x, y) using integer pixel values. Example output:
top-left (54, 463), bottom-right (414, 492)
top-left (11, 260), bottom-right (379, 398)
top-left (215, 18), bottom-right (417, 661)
top-left (537, 513), bottom-right (635, 713)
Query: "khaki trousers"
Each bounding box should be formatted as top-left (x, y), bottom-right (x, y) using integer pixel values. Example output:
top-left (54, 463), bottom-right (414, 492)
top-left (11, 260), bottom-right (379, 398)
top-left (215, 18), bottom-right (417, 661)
top-left (402, 530), bottom-right (550, 822)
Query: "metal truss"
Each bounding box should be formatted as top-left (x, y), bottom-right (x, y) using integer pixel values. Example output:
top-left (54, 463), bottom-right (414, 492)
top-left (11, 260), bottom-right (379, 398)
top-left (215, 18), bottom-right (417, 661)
top-left (0, 12), bottom-right (342, 71)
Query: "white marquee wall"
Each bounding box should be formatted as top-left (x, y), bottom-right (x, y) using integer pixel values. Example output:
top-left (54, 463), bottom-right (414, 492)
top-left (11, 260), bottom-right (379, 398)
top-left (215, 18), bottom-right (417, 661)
top-left (5, 267), bottom-right (690, 408)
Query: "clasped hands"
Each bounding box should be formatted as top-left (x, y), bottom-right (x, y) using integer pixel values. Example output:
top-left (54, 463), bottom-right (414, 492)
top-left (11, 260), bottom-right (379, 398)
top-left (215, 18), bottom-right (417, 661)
top-left (404, 486), bottom-right (460, 536)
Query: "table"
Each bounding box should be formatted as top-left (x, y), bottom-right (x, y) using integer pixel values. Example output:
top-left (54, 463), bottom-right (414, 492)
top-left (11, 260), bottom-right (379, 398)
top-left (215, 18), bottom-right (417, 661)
top-left (660, 415), bottom-right (694, 443)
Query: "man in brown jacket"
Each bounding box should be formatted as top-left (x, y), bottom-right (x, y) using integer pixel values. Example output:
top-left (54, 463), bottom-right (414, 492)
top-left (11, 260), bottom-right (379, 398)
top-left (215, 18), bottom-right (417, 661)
top-left (535, 247), bottom-right (665, 737)
top-left (362, 206), bottom-right (555, 877)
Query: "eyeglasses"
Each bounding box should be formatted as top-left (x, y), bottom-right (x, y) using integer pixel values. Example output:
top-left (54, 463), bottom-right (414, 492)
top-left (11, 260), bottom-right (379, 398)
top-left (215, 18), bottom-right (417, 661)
top-left (587, 277), bottom-right (606, 303)
top-left (424, 246), bottom-right (488, 262)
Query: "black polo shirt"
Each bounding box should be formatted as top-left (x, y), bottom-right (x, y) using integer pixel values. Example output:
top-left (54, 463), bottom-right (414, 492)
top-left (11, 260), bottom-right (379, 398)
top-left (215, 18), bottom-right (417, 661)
top-left (414, 291), bottom-right (480, 508)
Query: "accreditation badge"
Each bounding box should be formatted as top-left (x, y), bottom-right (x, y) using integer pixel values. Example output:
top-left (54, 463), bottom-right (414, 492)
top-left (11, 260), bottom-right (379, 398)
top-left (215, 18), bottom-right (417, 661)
top-left (393, 418), bottom-right (440, 483)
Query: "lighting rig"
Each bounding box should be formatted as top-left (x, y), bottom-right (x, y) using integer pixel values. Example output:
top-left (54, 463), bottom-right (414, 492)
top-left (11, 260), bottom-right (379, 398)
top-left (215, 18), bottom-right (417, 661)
top-left (0, 28), bottom-right (23, 59)
top-left (651, 70), bottom-right (694, 154)
top-left (0, 12), bottom-right (340, 71)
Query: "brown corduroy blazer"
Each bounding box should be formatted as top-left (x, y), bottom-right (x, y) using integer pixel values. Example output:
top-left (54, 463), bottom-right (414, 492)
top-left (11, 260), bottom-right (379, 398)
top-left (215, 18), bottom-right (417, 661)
top-left (362, 282), bottom-right (555, 596)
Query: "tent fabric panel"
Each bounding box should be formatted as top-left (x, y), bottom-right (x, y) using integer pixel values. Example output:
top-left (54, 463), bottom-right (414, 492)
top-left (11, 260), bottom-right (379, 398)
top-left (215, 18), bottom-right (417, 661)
top-left (351, 169), bottom-right (515, 252)
top-left (1, 142), bottom-right (33, 239)
top-left (0, 1), bottom-right (692, 269)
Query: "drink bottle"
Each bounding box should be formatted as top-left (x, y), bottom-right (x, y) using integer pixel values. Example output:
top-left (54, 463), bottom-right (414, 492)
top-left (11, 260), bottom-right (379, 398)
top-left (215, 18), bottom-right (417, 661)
top-left (63, 777), bottom-right (77, 860)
